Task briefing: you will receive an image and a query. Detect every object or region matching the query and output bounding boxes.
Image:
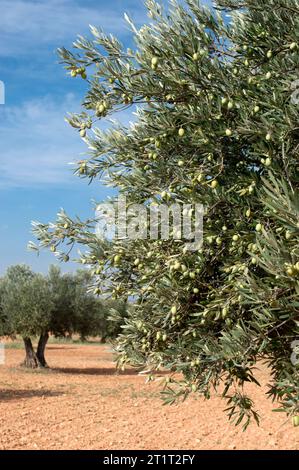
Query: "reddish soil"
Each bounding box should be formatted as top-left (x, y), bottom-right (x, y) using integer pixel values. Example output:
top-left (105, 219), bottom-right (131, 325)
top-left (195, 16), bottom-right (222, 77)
top-left (0, 342), bottom-right (298, 450)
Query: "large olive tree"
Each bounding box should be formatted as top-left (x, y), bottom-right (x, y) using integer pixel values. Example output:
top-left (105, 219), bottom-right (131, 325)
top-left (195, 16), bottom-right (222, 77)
top-left (31, 0), bottom-right (299, 427)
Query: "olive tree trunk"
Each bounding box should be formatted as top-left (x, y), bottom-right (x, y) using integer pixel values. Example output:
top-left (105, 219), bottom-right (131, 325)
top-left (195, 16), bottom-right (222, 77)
top-left (22, 337), bottom-right (40, 368)
top-left (36, 332), bottom-right (49, 367)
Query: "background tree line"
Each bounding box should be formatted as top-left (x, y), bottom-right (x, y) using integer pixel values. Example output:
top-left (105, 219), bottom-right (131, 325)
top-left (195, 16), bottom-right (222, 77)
top-left (0, 265), bottom-right (127, 368)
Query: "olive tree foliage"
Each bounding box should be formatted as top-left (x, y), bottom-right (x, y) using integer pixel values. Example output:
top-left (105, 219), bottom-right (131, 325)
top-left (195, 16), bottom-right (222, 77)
top-left (30, 0), bottom-right (299, 427)
top-left (47, 265), bottom-right (79, 338)
top-left (68, 269), bottom-right (128, 342)
top-left (46, 266), bottom-right (100, 341)
top-left (91, 299), bottom-right (129, 343)
top-left (66, 268), bottom-right (106, 341)
top-left (1, 265), bottom-right (53, 340)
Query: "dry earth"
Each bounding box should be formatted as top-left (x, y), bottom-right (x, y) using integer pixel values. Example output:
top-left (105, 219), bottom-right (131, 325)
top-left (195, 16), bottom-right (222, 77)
top-left (0, 342), bottom-right (298, 450)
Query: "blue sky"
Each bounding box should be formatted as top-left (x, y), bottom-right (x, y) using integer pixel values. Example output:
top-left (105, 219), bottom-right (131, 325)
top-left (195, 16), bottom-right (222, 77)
top-left (0, 0), bottom-right (212, 275)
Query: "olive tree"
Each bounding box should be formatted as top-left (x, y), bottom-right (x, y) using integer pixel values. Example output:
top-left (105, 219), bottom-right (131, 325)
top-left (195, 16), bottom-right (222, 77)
top-left (0, 277), bottom-right (11, 337)
top-left (31, 0), bottom-right (299, 427)
top-left (1, 265), bottom-right (53, 367)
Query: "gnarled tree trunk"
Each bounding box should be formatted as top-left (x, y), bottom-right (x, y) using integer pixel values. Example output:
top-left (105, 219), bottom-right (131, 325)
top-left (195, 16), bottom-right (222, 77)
top-left (22, 337), bottom-right (40, 368)
top-left (36, 332), bottom-right (49, 367)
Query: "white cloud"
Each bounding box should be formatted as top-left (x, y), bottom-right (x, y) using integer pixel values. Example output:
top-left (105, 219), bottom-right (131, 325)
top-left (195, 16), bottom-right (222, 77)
top-left (0, 0), bottom-right (147, 57)
top-left (0, 93), bottom-right (84, 187)
top-left (0, 93), bottom-right (134, 188)
top-left (0, 0), bottom-right (215, 57)
top-left (0, 0), bottom-right (215, 188)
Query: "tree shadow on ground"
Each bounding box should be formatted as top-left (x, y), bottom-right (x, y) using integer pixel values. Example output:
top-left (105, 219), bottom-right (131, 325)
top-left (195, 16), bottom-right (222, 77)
top-left (53, 367), bottom-right (170, 376)
top-left (52, 367), bottom-right (140, 376)
top-left (0, 389), bottom-right (63, 401)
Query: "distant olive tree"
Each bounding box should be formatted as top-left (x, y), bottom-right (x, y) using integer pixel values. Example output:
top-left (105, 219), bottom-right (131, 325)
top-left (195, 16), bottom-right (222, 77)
top-left (0, 277), bottom-right (11, 337)
top-left (1, 265), bottom-right (53, 368)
